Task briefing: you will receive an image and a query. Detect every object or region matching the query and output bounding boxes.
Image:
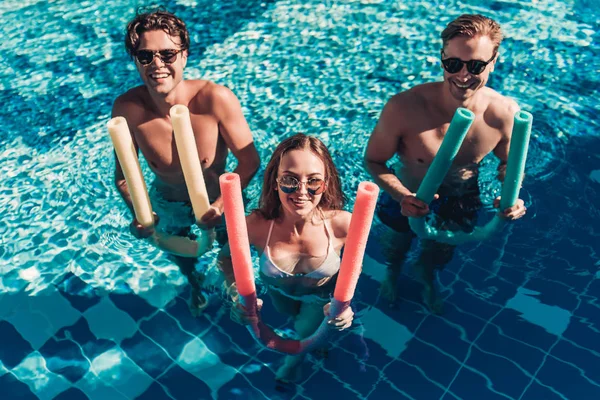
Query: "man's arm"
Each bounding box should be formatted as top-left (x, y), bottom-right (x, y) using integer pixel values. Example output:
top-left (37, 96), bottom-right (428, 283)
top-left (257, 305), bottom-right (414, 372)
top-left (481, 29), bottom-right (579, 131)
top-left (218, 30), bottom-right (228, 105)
top-left (197, 86), bottom-right (260, 228)
top-left (212, 86), bottom-right (260, 198)
top-left (364, 95), bottom-right (413, 202)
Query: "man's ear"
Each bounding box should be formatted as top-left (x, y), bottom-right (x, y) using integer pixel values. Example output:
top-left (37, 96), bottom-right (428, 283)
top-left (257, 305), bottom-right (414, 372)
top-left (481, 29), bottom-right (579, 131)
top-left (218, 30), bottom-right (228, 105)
top-left (182, 50), bottom-right (188, 68)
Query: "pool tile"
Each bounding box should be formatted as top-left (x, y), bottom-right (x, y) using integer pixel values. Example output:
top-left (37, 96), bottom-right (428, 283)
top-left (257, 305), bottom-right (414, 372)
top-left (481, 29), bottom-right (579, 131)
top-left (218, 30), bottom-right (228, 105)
top-left (445, 280), bottom-right (503, 321)
top-left (163, 295), bottom-right (213, 336)
top-left (448, 366), bottom-right (517, 400)
top-left (519, 381), bottom-right (569, 400)
top-left (75, 370), bottom-right (130, 400)
top-left (0, 320), bottom-right (34, 369)
top-left (108, 290), bottom-right (157, 321)
top-left (492, 308), bottom-right (558, 351)
top-left (432, 301), bottom-right (487, 343)
top-left (136, 382), bottom-right (172, 400)
top-left (85, 347), bottom-right (153, 399)
top-left (3, 289), bottom-right (81, 350)
top-left (400, 338), bottom-right (461, 388)
top-left (11, 351), bottom-right (71, 400)
top-left (367, 379), bottom-right (412, 400)
top-left (357, 305), bottom-right (414, 359)
top-left (0, 372), bottom-right (38, 399)
top-left (551, 338), bottom-right (600, 384)
top-left (476, 323), bottom-right (545, 375)
top-left (216, 373), bottom-right (276, 400)
top-left (323, 346), bottom-right (380, 397)
top-left (384, 358), bottom-right (446, 399)
top-left (54, 387), bottom-right (90, 400)
top-left (563, 314), bottom-right (600, 355)
top-left (54, 318), bottom-right (117, 360)
top-left (157, 363), bottom-right (212, 400)
top-left (139, 310), bottom-right (195, 359)
top-left (120, 331), bottom-right (174, 378)
top-left (38, 336), bottom-right (90, 383)
top-left (301, 367), bottom-right (363, 399)
top-left (536, 353), bottom-right (600, 399)
top-left (413, 315), bottom-right (471, 362)
top-left (465, 345), bottom-right (531, 398)
top-left (54, 272), bottom-right (102, 313)
top-left (177, 337), bottom-right (238, 394)
top-left (83, 296), bottom-right (138, 343)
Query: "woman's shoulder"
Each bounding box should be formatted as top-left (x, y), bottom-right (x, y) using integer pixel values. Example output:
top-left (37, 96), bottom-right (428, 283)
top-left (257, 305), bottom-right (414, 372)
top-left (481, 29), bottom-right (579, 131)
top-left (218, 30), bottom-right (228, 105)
top-left (324, 209), bottom-right (352, 238)
top-left (246, 211), bottom-right (271, 248)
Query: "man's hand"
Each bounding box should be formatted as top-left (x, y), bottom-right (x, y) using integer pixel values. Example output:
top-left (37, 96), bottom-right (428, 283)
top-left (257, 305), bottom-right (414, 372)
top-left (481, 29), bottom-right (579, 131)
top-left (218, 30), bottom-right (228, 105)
top-left (198, 204), bottom-right (223, 229)
top-left (400, 194), bottom-right (439, 218)
top-left (494, 197), bottom-right (527, 220)
top-left (129, 212), bottom-right (159, 239)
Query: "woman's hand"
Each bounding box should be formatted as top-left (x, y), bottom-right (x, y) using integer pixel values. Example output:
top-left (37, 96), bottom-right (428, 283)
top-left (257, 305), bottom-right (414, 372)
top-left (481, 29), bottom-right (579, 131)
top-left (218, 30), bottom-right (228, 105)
top-left (227, 283), bottom-right (263, 325)
top-left (323, 302), bottom-right (354, 331)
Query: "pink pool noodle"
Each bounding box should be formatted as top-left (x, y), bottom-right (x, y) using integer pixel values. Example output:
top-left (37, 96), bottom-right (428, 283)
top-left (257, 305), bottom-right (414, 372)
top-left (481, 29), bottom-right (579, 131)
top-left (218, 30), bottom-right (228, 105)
top-left (333, 181), bottom-right (380, 304)
top-left (219, 173), bottom-right (256, 297)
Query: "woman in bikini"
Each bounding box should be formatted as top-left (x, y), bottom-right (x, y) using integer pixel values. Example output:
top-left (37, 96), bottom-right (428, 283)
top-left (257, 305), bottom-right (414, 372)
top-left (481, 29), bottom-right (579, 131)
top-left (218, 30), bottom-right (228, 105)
top-left (218, 133), bottom-right (354, 383)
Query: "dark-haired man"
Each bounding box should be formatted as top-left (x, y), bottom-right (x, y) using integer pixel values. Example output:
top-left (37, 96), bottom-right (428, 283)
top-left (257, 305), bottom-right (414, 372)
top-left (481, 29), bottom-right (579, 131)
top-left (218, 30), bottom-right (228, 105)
top-left (365, 14), bottom-right (527, 313)
top-left (112, 10), bottom-right (260, 313)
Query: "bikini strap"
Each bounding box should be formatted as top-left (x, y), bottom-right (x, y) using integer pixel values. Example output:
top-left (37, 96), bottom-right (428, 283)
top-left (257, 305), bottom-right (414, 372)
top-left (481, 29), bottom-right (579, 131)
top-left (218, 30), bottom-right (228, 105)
top-left (265, 220), bottom-right (275, 249)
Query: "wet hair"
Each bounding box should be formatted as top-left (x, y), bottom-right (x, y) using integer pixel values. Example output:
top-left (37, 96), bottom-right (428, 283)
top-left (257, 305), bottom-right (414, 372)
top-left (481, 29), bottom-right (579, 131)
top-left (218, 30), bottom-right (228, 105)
top-left (441, 14), bottom-right (503, 53)
top-left (125, 7), bottom-right (190, 56)
top-left (255, 133), bottom-right (346, 220)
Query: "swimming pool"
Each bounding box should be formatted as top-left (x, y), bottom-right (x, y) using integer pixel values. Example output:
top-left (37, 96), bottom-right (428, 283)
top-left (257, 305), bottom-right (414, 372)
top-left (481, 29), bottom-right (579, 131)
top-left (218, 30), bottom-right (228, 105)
top-left (1, 0), bottom-right (599, 398)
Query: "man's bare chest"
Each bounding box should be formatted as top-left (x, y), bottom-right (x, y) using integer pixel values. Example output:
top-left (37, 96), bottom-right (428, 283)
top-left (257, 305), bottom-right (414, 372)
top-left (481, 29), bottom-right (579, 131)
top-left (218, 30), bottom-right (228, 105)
top-left (134, 117), bottom-right (223, 173)
top-left (402, 122), bottom-right (500, 166)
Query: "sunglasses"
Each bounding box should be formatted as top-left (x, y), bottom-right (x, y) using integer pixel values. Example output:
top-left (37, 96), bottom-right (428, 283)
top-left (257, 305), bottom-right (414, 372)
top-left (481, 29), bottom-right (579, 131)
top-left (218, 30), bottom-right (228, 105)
top-left (441, 51), bottom-right (496, 75)
top-left (135, 49), bottom-right (183, 66)
top-left (277, 175), bottom-right (326, 195)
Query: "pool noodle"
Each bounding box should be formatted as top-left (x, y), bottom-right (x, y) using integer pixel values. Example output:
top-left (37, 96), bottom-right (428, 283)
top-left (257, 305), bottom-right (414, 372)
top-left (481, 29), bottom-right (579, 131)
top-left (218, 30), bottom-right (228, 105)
top-left (333, 181), bottom-right (379, 305)
top-left (107, 117), bottom-right (154, 228)
top-left (170, 105), bottom-right (211, 222)
top-left (499, 111), bottom-right (532, 209)
top-left (415, 108), bottom-right (475, 203)
top-left (108, 117), bottom-right (208, 258)
top-left (409, 110), bottom-right (533, 244)
top-left (219, 173), bottom-right (256, 297)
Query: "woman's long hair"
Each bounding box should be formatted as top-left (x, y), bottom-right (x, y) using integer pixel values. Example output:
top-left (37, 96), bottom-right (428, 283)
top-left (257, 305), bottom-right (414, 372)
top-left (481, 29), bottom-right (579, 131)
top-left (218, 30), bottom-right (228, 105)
top-left (255, 133), bottom-right (346, 220)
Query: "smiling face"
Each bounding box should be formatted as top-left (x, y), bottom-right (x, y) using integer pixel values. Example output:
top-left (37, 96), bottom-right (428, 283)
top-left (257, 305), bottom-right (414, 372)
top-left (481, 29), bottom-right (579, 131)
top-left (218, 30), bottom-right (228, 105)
top-left (276, 149), bottom-right (326, 219)
top-left (442, 35), bottom-right (497, 101)
top-left (135, 30), bottom-right (187, 95)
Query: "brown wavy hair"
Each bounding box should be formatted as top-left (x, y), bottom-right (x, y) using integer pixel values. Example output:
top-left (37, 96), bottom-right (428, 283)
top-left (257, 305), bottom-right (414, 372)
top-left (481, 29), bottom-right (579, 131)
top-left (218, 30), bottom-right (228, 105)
top-left (125, 8), bottom-right (190, 57)
top-left (255, 133), bottom-right (346, 220)
top-left (441, 14), bottom-right (503, 53)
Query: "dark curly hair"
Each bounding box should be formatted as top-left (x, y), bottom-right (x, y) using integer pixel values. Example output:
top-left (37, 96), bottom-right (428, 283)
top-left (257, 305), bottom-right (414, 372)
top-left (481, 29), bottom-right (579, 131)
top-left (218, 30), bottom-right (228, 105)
top-left (125, 8), bottom-right (190, 57)
top-left (255, 133), bottom-right (346, 220)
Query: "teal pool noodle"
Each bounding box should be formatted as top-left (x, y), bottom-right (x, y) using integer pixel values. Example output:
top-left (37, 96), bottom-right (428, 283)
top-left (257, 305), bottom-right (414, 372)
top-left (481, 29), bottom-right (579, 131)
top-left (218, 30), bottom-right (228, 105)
top-left (499, 111), bottom-right (533, 210)
top-left (415, 108), bottom-right (475, 203)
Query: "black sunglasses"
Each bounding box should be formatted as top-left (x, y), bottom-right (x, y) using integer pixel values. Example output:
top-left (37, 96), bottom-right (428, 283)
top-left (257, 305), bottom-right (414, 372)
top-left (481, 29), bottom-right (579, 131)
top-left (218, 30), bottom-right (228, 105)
top-left (277, 175), bottom-right (326, 195)
top-left (135, 49), bottom-right (183, 66)
top-left (441, 51), bottom-right (496, 75)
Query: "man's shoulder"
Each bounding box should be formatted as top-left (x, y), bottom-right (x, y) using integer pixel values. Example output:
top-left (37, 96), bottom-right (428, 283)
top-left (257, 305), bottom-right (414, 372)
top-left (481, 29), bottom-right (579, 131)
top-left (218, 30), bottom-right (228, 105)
top-left (113, 86), bottom-right (147, 116)
top-left (188, 80), bottom-right (239, 106)
top-left (481, 88), bottom-right (520, 129)
top-left (386, 82), bottom-right (440, 111)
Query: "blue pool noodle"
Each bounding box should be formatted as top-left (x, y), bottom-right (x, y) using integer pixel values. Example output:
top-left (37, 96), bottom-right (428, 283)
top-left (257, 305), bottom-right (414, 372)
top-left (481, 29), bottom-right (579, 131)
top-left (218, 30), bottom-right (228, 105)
top-left (409, 110), bottom-right (533, 244)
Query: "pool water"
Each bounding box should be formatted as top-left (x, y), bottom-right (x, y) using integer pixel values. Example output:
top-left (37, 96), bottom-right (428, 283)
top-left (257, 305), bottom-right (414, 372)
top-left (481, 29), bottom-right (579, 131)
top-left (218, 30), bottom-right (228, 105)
top-left (1, 0), bottom-right (599, 399)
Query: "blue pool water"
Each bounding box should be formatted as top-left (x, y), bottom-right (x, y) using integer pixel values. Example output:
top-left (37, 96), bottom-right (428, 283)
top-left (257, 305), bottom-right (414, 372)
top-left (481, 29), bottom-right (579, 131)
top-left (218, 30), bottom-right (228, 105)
top-left (1, 0), bottom-right (599, 399)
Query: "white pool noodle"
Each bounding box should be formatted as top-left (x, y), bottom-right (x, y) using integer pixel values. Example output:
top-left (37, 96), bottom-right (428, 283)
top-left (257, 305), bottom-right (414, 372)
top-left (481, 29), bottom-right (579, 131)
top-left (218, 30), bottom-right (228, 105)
top-left (170, 105), bottom-right (211, 222)
top-left (107, 117), bottom-right (154, 228)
